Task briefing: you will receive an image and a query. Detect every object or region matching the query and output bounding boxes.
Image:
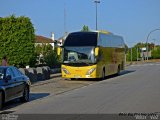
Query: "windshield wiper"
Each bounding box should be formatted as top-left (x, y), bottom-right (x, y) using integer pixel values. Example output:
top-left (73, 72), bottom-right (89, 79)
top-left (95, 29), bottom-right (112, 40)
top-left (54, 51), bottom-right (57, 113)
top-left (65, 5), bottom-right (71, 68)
top-left (64, 60), bottom-right (94, 65)
top-left (75, 61), bottom-right (92, 65)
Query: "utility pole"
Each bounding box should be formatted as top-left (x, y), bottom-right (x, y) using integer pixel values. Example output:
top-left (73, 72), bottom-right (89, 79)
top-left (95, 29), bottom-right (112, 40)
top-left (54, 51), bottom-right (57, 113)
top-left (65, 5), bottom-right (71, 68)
top-left (64, 3), bottom-right (67, 35)
top-left (94, 0), bottom-right (100, 30)
top-left (137, 47), bottom-right (139, 62)
top-left (131, 47), bottom-right (132, 64)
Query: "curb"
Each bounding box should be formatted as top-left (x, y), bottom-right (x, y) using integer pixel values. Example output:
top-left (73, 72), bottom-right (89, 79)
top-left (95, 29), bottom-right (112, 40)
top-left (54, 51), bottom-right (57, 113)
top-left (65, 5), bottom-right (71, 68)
top-left (50, 68), bottom-right (61, 74)
top-left (31, 73), bottom-right (61, 87)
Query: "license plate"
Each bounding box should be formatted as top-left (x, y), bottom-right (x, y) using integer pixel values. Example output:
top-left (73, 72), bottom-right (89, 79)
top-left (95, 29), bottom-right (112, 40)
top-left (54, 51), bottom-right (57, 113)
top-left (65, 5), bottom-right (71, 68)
top-left (74, 75), bottom-right (81, 78)
top-left (86, 75), bottom-right (91, 78)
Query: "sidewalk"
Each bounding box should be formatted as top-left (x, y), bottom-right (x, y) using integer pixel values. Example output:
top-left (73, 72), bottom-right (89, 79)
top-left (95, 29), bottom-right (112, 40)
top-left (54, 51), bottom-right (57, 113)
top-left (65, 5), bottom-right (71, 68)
top-left (126, 60), bottom-right (160, 66)
top-left (30, 73), bottom-right (95, 96)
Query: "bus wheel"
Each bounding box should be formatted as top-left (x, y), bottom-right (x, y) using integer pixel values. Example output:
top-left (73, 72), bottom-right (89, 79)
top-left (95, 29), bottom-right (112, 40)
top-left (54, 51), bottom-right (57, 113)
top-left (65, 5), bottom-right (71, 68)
top-left (116, 65), bottom-right (120, 76)
top-left (102, 70), bottom-right (105, 80)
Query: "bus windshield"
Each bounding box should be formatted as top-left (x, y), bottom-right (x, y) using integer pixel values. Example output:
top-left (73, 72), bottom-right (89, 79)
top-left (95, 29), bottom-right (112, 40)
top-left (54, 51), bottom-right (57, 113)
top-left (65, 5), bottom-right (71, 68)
top-left (63, 47), bottom-right (96, 65)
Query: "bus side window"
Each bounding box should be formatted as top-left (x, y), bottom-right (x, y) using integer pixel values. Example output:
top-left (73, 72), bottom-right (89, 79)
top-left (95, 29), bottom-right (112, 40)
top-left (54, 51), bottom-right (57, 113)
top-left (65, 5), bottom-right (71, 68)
top-left (98, 34), bottom-right (103, 46)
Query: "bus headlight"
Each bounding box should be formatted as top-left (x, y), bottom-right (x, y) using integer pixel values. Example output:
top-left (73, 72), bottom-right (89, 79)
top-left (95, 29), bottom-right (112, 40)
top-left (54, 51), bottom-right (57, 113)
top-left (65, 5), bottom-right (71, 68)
top-left (86, 68), bottom-right (96, 75)
top-left (62, 68), bottom-right (70, 74)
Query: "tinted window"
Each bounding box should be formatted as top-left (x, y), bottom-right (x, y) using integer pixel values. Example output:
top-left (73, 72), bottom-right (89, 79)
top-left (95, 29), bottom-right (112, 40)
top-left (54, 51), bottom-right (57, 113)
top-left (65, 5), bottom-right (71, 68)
top-left (6, 68), bottom-right (15, 78)
top-left (98, 33), bottom-right (111, 47)
top-left (110, 36), bottom-right (124, 48)
top-left (64, 32), bottom-right (97, 46)
top-left (12, 67), bottom-right (23, 77)
top-left (98, 33), bottom-right (124, 48)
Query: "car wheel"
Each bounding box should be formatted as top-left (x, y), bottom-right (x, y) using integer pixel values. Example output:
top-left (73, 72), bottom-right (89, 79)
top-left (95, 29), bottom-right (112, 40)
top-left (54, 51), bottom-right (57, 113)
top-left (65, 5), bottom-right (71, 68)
top-left (0, 91), bottom-right (3, 110)
top-left (20, 86), bottom-right (30, 102)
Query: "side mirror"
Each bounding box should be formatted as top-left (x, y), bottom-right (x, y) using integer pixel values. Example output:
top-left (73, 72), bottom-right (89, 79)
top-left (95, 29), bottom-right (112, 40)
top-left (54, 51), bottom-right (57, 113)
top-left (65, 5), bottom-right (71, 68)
top-left (57, 47), bottom-right (61, 56)
top-left (95, 47), bottom-right (99, 57)
top-left (0, 73), bottom-right (4, 80)
top-left (6, 75), bottom-right (11, 81)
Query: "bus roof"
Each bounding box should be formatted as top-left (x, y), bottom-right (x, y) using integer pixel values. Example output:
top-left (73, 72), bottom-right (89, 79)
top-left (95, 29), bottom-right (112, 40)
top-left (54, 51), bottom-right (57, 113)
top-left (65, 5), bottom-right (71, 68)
top-left (94, 30), bottom-right (113, 35)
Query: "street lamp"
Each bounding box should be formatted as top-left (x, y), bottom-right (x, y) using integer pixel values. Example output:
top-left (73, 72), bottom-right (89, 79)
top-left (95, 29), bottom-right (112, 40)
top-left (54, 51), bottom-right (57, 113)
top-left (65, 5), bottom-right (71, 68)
top-left (94, 0), bottom-right (100, 30)
top-left (146, 28), bottom-right (160, 60)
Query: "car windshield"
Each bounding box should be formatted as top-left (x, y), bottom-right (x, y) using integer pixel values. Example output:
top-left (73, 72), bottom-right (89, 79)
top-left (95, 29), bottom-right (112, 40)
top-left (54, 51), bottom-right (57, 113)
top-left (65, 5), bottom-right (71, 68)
top-left (63, 47), bottom-right (96, 65)
top-left (0, 68), bottom-right (5, 80)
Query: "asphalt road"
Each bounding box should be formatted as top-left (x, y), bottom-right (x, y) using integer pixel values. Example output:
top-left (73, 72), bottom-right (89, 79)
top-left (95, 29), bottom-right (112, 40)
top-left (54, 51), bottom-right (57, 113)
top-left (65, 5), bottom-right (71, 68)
top-left (2, 63), bottom-right (160, 114)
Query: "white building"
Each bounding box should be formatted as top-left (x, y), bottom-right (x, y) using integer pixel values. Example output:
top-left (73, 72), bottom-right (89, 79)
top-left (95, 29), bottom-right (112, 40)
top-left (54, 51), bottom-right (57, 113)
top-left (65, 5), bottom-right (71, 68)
top-left (35, 35), bottom-right (55, 48)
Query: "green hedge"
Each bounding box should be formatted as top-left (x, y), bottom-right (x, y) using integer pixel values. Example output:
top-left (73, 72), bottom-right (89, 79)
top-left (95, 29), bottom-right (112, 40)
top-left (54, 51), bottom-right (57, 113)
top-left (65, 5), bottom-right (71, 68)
top-left (152, 46), bottom-right (160, 59)
top-left (0, 15), bottom-right (35, 67)
top-left (127, 47), bottom-right (139, 61)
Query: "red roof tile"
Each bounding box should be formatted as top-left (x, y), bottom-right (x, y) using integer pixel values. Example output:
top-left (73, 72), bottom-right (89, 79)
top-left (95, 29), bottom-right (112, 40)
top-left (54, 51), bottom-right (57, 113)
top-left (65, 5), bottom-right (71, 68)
top-left (35, 35), bottom-right (54, 43)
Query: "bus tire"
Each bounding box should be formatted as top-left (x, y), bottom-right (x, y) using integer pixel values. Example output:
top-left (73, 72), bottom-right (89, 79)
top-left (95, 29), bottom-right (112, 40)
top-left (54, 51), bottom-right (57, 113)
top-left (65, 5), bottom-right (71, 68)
top-left (102, 69), bottom-right (105, 80)
top-left (116, 65), bottom-right (120, 76)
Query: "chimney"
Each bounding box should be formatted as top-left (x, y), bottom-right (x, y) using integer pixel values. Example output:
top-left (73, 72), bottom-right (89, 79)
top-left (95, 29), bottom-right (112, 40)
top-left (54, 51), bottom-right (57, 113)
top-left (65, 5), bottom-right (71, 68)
top-left (51, 32), bottom-right (55, 50)
top-left (51, 32), bottom-right (54, 41)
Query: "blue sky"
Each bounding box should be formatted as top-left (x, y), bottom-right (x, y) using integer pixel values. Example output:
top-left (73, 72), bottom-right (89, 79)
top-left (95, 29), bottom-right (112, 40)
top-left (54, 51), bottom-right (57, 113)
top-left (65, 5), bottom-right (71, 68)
top-left (0, 0), bottom-right (160, 47)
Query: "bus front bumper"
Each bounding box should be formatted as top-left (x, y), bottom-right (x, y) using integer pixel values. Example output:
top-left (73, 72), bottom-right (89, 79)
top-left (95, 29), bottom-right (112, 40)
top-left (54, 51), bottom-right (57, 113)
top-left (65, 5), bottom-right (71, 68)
top-left (61, 65), bottom-right (99, 79)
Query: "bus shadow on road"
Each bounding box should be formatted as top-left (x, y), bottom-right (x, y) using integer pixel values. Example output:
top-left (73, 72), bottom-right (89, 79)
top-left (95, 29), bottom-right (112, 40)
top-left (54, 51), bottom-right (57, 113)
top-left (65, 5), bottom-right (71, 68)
top-left (104, 70), bottom-right (136, 80)
top-left (1, 93), bottom-right (50, 112)
top-left (119, 70), bottom-right (136, 76)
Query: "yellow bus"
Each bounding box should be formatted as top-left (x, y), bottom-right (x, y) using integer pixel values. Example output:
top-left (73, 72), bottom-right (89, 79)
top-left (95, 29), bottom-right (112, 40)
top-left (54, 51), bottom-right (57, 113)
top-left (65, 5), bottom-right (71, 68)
top-left (58, 31), bottom-right (125, 80)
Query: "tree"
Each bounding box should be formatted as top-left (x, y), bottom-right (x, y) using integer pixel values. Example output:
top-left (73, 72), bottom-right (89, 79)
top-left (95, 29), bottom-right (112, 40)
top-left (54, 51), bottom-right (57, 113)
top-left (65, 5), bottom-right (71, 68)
top-left (126, 42), bottom-right (158, 61)
top-left (35, 44), bottom-right (60, 68)
top-left (44, 49), bottom-right (59, 68)
top-left (124, 44), bottom-right (129, 53)
top-left (134, 42), bottom-right (155, 51)
top-left (127, 47), bottom-right (138, 61)
top-left (81, 25), bottom-right (90, 32)
top-left (151, 46), bottom-right (160, 59)
top-left (0, 15), bottom-right (35, 67)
